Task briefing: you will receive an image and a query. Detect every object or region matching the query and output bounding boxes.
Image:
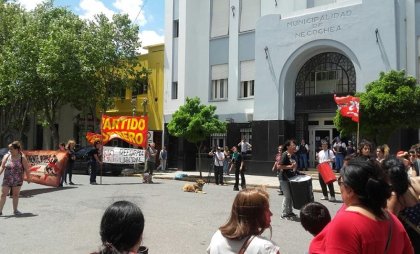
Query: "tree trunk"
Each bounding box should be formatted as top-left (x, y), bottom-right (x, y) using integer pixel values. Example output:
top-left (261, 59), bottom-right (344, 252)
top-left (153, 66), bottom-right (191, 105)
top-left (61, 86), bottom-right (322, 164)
top-left (197, 142), bottom-right (203, 178)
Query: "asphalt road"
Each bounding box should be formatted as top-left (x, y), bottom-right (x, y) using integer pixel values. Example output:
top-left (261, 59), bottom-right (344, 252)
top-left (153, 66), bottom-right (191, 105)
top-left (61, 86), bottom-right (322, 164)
top-left (0, 174), bottom-right (342, 254)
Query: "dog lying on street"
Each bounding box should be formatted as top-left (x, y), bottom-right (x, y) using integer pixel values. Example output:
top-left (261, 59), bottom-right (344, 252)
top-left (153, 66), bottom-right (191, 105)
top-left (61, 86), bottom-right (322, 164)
top-left (183, 179), bottom-right (206, 193)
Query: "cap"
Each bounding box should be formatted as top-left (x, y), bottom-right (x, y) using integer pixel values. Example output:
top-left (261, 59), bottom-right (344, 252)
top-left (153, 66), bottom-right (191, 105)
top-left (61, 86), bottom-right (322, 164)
top-left (396, 151), bottom-right (407, 157)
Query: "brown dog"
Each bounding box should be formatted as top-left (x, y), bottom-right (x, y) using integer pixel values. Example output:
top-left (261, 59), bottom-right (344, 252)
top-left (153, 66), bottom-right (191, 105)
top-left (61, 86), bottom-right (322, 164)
top-left (183, 179), bottom-right (206, 193)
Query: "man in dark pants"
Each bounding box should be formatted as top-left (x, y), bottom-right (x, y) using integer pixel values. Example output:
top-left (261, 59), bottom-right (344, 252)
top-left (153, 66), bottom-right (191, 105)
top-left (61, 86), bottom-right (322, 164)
top-left (230, 146), bottom-right (246, 191)
top-left (145, 142), bottom-right (157, 183)
top-left (89, 141), bottom-right (102, 185)
top-left (208, 147), bottom-right (225, 185)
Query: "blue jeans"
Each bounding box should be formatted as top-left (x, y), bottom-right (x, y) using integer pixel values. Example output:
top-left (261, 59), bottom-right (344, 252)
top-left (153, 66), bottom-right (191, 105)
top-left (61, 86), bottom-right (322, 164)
top-left (280, 179), bottom-right (293, 215)
top-left (299, 154), bottom-right (308, 170)
top-left (90, 160), bottom-right (97, 183)
top-left (335, 153), bottom-right (344, 171)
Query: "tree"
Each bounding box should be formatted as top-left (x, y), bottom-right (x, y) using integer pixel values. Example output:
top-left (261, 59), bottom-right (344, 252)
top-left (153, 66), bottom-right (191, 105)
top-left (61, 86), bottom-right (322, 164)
top-left (0, 2), bottom-right (32, 145)
top-left (0, 1), bottom-right (148, 148)
top-left (334, 70), bottom-right (420, 144)
top-left (80, 13), bottom-right (147, 123)
top-left (167, 97), bottom-right (227, 177)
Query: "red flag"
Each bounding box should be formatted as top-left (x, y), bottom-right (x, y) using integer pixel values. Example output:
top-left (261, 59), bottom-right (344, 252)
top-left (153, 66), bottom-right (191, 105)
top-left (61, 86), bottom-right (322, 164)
top-left (334, 95), bottom-right (360, 123)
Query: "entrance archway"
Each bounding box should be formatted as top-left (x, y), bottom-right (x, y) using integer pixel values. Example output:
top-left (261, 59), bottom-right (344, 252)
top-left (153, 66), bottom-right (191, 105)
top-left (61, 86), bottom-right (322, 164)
top-left (295, 52), bottom-right (356, 167)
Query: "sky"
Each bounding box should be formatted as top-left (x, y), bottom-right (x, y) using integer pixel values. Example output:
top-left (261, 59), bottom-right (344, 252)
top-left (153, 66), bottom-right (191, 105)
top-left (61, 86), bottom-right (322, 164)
top-left (14, 0), bottom-right (164, 53)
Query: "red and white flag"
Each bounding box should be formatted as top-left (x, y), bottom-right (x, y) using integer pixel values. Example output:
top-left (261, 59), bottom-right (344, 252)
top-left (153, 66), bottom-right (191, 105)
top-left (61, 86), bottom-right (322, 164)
top-left (334, 95), bottom-right (360, 123)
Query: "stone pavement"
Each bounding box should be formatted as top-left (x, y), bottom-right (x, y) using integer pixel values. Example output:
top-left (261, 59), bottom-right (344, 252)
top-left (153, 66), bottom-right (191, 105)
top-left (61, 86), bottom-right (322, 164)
top-left (148, 169), bottom-right (342, 194)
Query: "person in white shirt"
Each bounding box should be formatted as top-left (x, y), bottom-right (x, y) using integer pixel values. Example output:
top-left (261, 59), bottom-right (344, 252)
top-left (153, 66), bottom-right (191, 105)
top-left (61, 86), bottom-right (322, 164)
top-left (317, 140), bottom-right (336, 202)
top-left (238, 139), bottom-right (252, 155)
top-left (209, 147), bottom-right (225, 185)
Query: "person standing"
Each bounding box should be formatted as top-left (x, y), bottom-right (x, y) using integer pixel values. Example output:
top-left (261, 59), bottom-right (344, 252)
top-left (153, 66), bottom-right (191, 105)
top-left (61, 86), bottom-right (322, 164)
top-left (59, 142), bottom-right (68, 187)
top-left (209, 147), bottom-right (225, 185)
top-left (230, 146), bottom-right (246, 191)
top-left (332, 137), bottom-right (346, 173)
top-left (223, 146), bottom-right (230, 176)
top-left (145, 143), bottom-right (157, 182)
top-left (297, 139), bottom-right (309, 171)
top-left (278, 139), bottom-right (298, 219)
top-left (272, 145), bottom-right (284, 195)
top-left (345, 141), bottom-right (356, 156)
top-left (89, 141), bottom-right (102, 185)
top-left (237, 139), bottom-right (252, 156)
top-left (0, 141), bottom-right (30, 215)
top-left (316, 140), bottom-right (336, 202)
top-left (66, 139), bottom-right (76, 185)
top-left (158, 146), bottom-right (168, 172)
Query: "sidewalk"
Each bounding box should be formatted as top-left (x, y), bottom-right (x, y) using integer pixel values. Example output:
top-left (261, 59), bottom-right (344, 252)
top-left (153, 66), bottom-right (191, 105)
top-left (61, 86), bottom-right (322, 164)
top-left (145, 169), bottom-right (341, 194)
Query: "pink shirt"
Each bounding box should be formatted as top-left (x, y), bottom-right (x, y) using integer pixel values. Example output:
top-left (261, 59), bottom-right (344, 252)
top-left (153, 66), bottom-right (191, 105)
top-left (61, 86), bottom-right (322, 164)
top-left (309, 210), bottom-right (413, 254)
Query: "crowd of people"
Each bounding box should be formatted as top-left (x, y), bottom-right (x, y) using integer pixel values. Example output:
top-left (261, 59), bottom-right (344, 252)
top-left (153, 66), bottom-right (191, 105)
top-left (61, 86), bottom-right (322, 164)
top-left (1, 137), bottom-right (419, 253)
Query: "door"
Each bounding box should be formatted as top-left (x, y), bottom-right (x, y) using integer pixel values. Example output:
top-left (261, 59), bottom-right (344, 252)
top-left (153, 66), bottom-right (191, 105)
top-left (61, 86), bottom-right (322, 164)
top-left (309, 128), bottom-right (332, 168)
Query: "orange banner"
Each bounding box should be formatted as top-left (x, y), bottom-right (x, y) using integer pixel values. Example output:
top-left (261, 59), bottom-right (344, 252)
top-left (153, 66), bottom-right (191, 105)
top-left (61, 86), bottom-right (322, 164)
top-left (24, 150), bottom-right (68, 187)
top-left (101, 115), bottom-right (148, 147)
top-left (86, 132), bottom-right (102, 145)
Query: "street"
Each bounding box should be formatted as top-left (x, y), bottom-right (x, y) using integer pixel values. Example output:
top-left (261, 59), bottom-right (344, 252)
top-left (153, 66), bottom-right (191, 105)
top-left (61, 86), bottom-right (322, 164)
top-left (0, 174), bottom-right (342, 254)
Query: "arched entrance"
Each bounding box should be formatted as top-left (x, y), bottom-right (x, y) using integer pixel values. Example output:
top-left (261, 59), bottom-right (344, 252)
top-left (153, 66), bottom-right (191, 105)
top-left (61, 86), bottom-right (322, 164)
top-left (294, 52), bottom-right (356, 167)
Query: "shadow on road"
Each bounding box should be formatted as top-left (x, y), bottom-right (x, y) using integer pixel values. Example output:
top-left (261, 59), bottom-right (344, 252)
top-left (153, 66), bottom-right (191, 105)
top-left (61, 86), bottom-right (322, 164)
top-left (20, 186), bottom-right (77, 198)
top-left (1, 212), bottom-right (38, 218)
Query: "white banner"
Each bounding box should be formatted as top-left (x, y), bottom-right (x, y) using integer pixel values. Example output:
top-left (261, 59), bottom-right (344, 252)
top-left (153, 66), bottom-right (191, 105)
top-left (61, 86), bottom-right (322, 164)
top-left (102, 146), bottom-right (145, 164)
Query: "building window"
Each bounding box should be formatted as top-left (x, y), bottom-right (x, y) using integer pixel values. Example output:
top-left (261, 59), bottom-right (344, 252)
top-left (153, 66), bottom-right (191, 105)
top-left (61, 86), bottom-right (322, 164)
top-left (210, 0), bottom-right (229, 38)
top-left (240, 80), bottom-right (254, 98)
top-left (171, 82), bottom-right (178, 99)
top-left (173, 20), bottom-right (179, 38)
top-left (132, 78), bottom-right (148, 97)
top-left (307, 0), bottom-right (336, 8)
top-left (295, 52), bottom-right (356, 97)
top-left (240, 60), bottom-right (255, 98)
top-left (212, 79), bottom-right (228, 100)
top-left (211, 64), bottom-right (228, 100)
top-left (239, 0), bottom-right (260, 32)
top-left (211, 133), bottom-right (227, 149)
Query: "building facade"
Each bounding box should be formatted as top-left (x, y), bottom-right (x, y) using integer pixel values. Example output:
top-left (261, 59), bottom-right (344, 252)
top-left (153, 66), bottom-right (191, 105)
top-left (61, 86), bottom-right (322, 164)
top-left (164, 0), bottom-right (420, 171)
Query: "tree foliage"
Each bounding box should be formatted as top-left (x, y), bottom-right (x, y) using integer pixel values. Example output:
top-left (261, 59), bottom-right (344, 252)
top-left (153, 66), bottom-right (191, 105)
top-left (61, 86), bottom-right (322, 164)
top-left (334, 70), bottom-right (420, 144)
top-left (0, 2), bottom-right (31, 143)
top-left (0, 1), bottom-right (147, 148)
top-left (167, 97), bottom-right (227, 176)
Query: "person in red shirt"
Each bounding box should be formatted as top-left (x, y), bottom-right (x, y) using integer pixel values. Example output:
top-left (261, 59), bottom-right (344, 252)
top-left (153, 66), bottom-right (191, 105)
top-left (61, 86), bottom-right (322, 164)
top-left (309, 158), bottom-right (413, 254)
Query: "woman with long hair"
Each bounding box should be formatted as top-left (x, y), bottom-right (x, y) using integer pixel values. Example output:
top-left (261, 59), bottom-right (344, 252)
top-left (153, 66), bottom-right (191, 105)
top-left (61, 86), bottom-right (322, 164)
top-left (384, 157), bottom-right (420, 253)
top-left (0, 141), bottom-right (30, 215)
top-left (66, 139), bottom-right (76, 185)
top-left (207, 188), bottom-right (281, 254)
top-left (309, 158), bottom-right (413, 253)
top-left (92, 201), bottom-right (145, 254)
top-left (375, 144), bottom-right (390, 164)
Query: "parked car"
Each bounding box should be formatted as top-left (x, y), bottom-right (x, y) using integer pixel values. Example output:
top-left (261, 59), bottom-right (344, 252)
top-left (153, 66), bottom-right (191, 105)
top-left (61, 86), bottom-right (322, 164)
top-left (72, 146), bottom-right (127, 176)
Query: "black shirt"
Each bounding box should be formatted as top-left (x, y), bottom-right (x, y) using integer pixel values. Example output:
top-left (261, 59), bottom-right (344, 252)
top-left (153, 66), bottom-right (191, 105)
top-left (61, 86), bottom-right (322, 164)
top-left (280, 152), bottom-right (297, 179)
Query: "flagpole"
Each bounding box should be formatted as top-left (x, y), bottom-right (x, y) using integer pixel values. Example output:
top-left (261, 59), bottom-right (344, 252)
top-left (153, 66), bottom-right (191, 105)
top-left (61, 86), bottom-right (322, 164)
top-left (357, 121), bottom-right (360, 147)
